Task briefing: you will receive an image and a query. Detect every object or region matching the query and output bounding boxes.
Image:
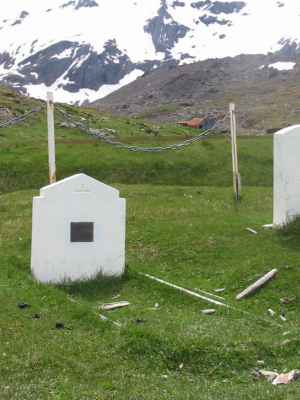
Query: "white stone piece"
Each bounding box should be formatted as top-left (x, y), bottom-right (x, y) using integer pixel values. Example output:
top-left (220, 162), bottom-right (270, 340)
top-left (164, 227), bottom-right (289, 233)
top-left (31, 173), bottom-right (126, 283)
top-left (100, 301), bottom-right (130, 311)
top-left (274, 125), bottom-right (300, 226)
top-left (201, 309), bottom-right (216, 315)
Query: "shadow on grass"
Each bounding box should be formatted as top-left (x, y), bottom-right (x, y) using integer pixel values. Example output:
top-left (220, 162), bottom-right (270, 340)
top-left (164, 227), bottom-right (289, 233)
top-left (58, 269), bottom-right (129, 302)
top-left (276, 216), bottom-right (300, 251)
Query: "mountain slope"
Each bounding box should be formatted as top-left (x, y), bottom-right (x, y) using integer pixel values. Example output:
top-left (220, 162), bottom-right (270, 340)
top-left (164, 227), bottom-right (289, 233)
top-left (1, 0), bottom-right (300, 104)
top-left (94, 51), bottom-right (300, 133)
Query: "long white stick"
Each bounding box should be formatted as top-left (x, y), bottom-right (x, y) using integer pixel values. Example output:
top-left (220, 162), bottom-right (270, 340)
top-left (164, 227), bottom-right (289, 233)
top-left (140, 272), bottom-right (283, 328)
top-left (140, 273), bottom-right (227, 307)
top-left (194, 287), bottom-right (225, 300)
top-left (229, 103), bottom-right (241, 200)
top-left (47, 92), bottom-right (56, 184)
top-left (236, 269), bottom-right (278, 300)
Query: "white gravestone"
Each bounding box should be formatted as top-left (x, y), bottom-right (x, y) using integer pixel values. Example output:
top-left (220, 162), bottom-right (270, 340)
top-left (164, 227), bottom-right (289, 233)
top-left (31, 173), bottom-right (126, 283)
top-left (273, 125), bottom-right (300, 226)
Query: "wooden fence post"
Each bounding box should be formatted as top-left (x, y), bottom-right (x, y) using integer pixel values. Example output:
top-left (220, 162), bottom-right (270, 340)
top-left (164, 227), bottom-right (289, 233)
top-left (47, 92), bottom-right (56, 184)
top-left (229, 103), bottom-right (241, 201)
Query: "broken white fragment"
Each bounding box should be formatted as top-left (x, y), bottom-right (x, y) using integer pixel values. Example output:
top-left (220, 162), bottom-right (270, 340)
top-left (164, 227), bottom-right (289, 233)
top-left (202, 309), bottom-right (216, 315)
top-left (263, 224), bottom-right (273, 229)
top-left (272, 370), bottom-right (300, 385)
top-left (280, 315), bottom-right (287, 322)
top-left (214, 288), bottom-right (225, 293)
top-left (246, 228), bottom-right (258, 235)
top-left (258, 370), bottom-right (279, 382)
top-left (99, 314), bottom-right (122, 327)
top-left (268, 309), bottom-right (276, 317)
top-left (258, 369), bottom-right (300, 385)
top-left (100, 301), bottom-right (130, 311)
top-left (236, 269), bottom-right (278, 300)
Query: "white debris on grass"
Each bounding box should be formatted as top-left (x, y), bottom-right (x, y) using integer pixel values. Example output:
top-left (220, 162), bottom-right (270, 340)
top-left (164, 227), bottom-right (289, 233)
top-left (268, 309), bottom-right (276, 317)
top-left (236, 269), bottom-right (278, 300)
top-left (201, 309), bottom-right (216, 315)
top-left (214, 288), bottom-right (226, 293)
top-left (99, 314), bottom-right (122, 328)
top-left (246, 227), bottom-right (258, 235)
top-left (141, 273), bottom-right (227, 307)
top-left (100, 301), bottom-right (130, 311)
top-left (258, 369), bottom-right (300, 385)
top-left (263, 224), bottom-right (273, 229)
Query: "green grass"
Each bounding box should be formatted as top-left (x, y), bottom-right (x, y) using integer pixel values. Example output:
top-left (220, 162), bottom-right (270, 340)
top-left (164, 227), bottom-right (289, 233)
top-left (0, 109), bottom-right (273, 194)
top-left (278, 216), bottom-right (300, 238)
top-left (0, 100), bottom-right (300, 399)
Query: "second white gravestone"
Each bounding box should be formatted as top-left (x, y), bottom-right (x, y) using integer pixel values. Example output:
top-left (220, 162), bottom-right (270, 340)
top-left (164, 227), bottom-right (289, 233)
top-left (31, 173), bottom-right (126, 283)
top-left (273, 125), bottom-right (300, 226)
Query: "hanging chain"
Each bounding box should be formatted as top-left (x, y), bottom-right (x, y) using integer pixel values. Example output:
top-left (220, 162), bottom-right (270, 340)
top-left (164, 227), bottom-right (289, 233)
top-left (0, 102), bottom-right (229, 152)
top-left (0, 106), bottom-right (43, 128)
top-left (57, 107), bottom-right (229, 153)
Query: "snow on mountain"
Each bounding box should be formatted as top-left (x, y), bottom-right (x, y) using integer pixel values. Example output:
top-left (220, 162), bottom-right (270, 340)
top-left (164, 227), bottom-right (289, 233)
top-left (260, 61), bottom-right (297, 71)
top-left (0, 0), bottom-right (300, 104)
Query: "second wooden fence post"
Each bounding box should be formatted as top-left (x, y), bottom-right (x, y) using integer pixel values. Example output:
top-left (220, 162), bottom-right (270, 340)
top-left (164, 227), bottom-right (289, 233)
top-left (47, 92), bottom-right (56, 184)
top-left (229, 103), bottom-right (241, 201)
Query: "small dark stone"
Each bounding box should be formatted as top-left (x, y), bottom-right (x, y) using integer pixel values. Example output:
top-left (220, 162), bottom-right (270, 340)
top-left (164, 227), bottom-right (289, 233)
top-left (135, 319), bottom-right (147, 324)
top-left (32, 314), bottom-right (41, 319)
top-left (18, 303), bottom-right (30, 309)
top-left (55, 322), bottom-right (65, 330)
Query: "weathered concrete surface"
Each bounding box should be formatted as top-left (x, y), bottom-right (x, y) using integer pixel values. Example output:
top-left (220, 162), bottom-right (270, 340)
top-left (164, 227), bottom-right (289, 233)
top-left (31, 173), bottom-right (126, 283)
top-left (273, 125), bottom-right (300, 226)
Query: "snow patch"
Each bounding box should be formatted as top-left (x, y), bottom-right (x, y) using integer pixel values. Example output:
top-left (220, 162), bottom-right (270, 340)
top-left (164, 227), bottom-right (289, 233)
top-left (268, 61), bottom-right (296, 71)
top-left (25, 69), bottom-right (145, 105)
top-left (52, 48), bottom-right (74, 59)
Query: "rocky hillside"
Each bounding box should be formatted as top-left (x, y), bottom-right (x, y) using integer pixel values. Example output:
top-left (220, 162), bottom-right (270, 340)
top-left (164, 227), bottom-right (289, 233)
top-left (1, 0), bottom-right (300, 105)
top-left (94, 49), bottom-right (300, 134)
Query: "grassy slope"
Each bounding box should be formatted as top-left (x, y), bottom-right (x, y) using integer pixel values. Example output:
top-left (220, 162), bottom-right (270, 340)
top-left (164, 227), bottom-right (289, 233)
top-left (0, 89), bottom-right (300, 399)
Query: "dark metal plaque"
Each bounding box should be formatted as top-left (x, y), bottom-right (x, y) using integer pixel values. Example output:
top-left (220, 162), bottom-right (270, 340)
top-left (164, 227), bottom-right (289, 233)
top-left (70, 222), bottom-right (94, 243)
